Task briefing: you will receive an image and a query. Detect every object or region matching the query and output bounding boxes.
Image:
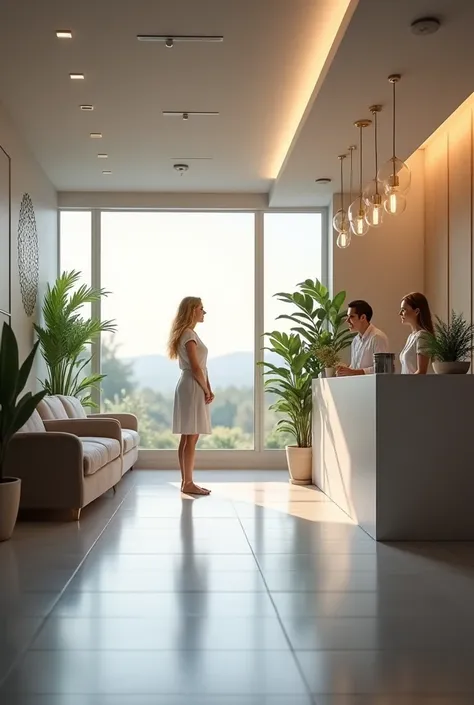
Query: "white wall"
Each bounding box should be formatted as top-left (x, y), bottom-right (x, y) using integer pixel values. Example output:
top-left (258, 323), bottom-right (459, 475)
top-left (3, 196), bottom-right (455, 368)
top-left (0, 102), bottom-right (57, 388)
top-left (331, 150), bottom-right (425, 367)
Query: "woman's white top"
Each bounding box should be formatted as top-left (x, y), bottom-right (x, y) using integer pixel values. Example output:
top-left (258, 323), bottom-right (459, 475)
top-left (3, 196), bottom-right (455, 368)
top-left (400, 330), bottom-right (429, 375)
top-left (177, 328), bottom-right (208, 372)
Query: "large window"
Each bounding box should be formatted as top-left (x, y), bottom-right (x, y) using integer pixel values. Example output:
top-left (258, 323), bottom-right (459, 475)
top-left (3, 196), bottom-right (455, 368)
top-left (100, 212), bottom-right (255, 450)
top-left (59, 208), bottom-right (324, 454)
top-left (263, 213), bottom-right (323, 448)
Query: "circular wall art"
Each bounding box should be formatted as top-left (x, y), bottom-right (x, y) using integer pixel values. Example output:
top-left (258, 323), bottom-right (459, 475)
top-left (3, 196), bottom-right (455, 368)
top-left (17, 193), bottom-right (39, 317)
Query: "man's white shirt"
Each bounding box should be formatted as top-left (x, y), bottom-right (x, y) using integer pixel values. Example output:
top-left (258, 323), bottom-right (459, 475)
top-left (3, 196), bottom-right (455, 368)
top-left (350, 324), bottom-right (389, 374)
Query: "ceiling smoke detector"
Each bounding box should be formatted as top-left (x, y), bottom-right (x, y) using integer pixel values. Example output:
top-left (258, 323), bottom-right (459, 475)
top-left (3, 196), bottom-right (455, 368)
top-left (174, 163), bottom-right (189, 174)
top-left (410, 17), bottom-right (441, 36)
top-left (315, 178), bottom-right (331, 184)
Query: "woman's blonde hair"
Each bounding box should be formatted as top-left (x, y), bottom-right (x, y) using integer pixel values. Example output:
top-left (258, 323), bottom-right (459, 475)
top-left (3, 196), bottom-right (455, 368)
top-left (168, 296), bottom-right (202, 359)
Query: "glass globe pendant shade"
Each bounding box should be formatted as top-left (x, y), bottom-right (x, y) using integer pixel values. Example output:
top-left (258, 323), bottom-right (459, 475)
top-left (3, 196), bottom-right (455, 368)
top-left (384, 189), bottom-right (407, 216)
top-left (332, 208), bottom-right (350, 234)
top-left (348, 197), bottom-right (370, 237)
top-left (377, 156), bottom-right (411, 196)
top-left (336, 229), bottom-right (351, 249)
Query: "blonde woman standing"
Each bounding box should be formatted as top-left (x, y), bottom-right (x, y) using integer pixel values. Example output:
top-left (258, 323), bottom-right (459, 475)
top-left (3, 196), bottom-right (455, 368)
top-left (168, 297), bottom-right (214, 495)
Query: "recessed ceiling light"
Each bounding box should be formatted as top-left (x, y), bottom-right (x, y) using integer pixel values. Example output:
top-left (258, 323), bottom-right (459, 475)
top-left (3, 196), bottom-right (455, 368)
top-left (56, 30), bottom-right (72, 38)
top-left (80, 105), bottom-right (94, 111)
top-left (90, 133), bottom-right (102, 138)
top-left (97, 154), bottom-right (108, 159)
top-left (315, 178), bottom-right (331, 184)
top-left (102, 170), bottom-right (112, 175)
top-left (69, 73), bottom-right (84, 80)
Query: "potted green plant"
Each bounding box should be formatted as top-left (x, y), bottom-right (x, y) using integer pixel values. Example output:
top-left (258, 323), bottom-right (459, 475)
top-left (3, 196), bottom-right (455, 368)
top-left (0, 323), bottom-right (47, 541)
top-left (261, 279), bottom-right (353, 484)
top-left (34, 270), bottom-right (116, 406)
top-left (261, 331), bottom-right (313, 484)
top-left (312, 331), bottom-right (340, 378)
top-left (275, 279), bottom-right (354, 358)
top-left (423, 310), bottom-right (474, 374)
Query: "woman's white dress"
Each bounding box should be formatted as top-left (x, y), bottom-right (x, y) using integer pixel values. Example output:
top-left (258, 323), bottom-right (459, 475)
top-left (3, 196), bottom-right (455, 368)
top-left (400, 330), bottom-right (429, 374)
top-left (172, 328), bottom-right (212, 435)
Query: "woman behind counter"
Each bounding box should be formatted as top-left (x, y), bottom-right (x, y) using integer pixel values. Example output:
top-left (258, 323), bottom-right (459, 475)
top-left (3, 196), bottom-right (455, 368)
top-left (399, 292), bottom-right (434, 374)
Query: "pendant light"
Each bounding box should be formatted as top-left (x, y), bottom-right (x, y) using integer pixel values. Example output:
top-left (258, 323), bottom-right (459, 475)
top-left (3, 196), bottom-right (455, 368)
top-left (363, 105), bottom-right (384, 228)
top-left (377, 74), bottom-right (411, 216)
top-left (333, 154), bottom-right (351, 249)
top-left (348, 119), bottom-right (371, 236)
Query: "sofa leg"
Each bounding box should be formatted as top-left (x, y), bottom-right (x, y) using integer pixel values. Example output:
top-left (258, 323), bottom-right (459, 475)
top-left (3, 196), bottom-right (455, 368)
top-left (112, 484), bottom-right (117, 495)
top-left (71, 508), bottom-right (81, 522)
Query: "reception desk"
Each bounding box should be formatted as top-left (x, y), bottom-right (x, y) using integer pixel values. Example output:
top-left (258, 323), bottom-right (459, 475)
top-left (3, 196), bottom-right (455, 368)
top-left (312, 375), bottom-right (474, 540)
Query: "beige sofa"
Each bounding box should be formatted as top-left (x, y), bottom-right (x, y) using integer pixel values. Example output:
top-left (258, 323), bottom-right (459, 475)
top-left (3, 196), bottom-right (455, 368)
top-left (37, 395), bottom-right (139, 475)
top-left (5, 396), bottom-right (139, 520)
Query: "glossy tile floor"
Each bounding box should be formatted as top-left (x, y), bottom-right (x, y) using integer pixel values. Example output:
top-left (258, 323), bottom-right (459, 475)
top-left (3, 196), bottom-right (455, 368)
top-left (1, 470), bottom-right (474, 704)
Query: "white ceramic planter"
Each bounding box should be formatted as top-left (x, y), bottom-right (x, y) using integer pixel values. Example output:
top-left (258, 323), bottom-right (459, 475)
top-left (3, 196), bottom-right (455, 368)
top-left (433, 361), bottom-right (470, 375)
top-left (285, 446), bottom-right (312, 485)
top-left (324, 367), bottom-right (335, 378)
top-left (0, 477), bottom-right (21, 542)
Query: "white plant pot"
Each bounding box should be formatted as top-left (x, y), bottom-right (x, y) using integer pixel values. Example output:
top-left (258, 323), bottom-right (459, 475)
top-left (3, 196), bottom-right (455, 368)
top-left (324, 367), bottom-right (335, 378)
top-left (285, 446), bottom-right (312, 485)
top-left (0, 477), bottom-right (21, 542)
top-left (432, 361), bottom-right (470, 375)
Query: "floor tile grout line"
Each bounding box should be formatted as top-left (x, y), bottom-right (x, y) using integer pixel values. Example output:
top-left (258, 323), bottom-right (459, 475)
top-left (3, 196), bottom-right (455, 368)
top-left (0, 476), bottom-right (138, 690)
top-left (233, 503), bottom-right (315, 700)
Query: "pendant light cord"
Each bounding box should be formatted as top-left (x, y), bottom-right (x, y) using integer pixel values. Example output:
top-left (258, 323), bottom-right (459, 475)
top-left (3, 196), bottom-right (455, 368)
top-left (340, 157), bottom-right (344, 211)
top-left (374, 111), bottom-right (379, 195)
top-left (349, 148), bottom-right (353, 204)
top-left (392, 79), bottom-right (396, 181)
top-left (359, 126), bottom-right (363, 208)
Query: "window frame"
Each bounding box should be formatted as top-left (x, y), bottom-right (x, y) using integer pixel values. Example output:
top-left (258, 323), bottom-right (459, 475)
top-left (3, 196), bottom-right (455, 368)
top-left (59, 206), bottom-right (328, 469)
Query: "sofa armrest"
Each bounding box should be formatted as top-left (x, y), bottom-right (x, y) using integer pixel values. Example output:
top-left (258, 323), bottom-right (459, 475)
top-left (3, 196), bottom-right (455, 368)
top-left (43, 418), bottom-right (122, 446)
top-left (88, 412), bottom-right (138, 431)
top-left (6, 432), bottom-right (84, 509)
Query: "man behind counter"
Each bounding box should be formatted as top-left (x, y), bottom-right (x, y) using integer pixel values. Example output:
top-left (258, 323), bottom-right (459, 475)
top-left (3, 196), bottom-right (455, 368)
top-left (336, 300), bottom-right (389, 376)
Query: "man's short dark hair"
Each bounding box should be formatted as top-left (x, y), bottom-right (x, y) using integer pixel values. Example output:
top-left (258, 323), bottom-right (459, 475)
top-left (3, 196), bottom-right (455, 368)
top-left (348, 300), bottom-right (373, 322)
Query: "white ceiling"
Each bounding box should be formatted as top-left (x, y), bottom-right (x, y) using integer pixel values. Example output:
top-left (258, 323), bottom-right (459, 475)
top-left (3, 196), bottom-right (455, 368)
top-left (0, 0), bottom-right (473, 206)
top-left (0, 0), bottom-right (354, 196)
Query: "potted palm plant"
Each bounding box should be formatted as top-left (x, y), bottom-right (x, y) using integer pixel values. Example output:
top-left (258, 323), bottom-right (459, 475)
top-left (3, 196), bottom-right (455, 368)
top-left (261, 331), bottom-right (313, 484)
top-left (261, 279), bottom-right (353, 484)
top-left (0, 323), bottom-right (47, 541)
top-left (424, 310), bottom-right (474, 374)
top-left (34, 270), bottom-right (116, 406)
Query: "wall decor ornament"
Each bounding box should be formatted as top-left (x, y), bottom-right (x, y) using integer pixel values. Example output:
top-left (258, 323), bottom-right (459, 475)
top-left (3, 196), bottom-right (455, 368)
top-left (17, 193), bottom-right (39, 317)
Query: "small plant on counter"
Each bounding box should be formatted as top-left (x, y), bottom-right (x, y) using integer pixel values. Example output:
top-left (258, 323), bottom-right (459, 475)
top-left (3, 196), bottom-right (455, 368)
top-left (423, 311), bottom-right (474, 362)
top-left (311, 331), bottom-right (340, 371)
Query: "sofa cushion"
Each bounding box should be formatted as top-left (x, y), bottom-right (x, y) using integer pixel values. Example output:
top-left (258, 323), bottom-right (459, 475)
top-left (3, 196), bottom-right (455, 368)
top-left (37, 396), bottom-right (69, 421)
top-left (18, 409), bottom-right (46, 433)
top-left (81, 437), bottom-right (121, 476)
top-left (58, 395), bottom-right (87, 419)
top-left (122, 429), bottom-right (140, 453)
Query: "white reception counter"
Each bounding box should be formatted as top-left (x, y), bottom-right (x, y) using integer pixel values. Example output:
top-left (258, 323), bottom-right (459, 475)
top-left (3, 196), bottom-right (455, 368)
top-left (312, 375), bottom-right (474, 540)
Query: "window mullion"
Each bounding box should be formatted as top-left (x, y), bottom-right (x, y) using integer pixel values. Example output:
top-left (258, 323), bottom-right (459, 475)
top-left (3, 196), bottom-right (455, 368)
top-left (91, 209), bottom-right (101, 409)
top-left (254, 211), bottom-right (264, 452)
